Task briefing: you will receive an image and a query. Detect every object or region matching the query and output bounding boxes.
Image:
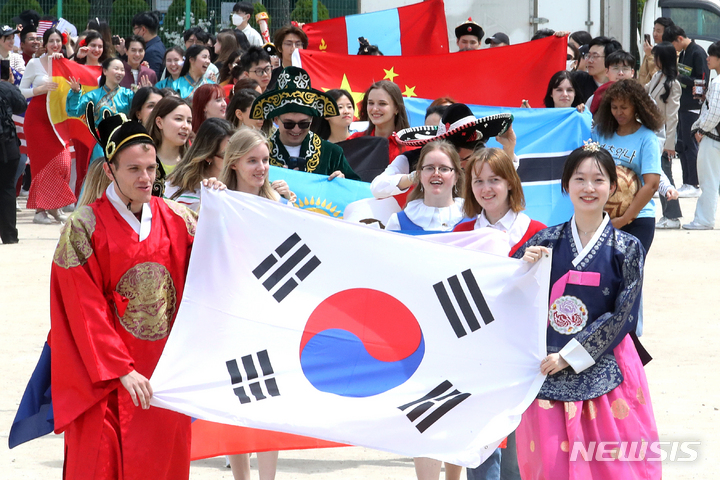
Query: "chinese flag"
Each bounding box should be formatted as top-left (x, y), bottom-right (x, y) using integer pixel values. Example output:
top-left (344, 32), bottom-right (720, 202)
top-left (299, 36), bottom-right (566, 108)
top-left (303, 0), bottom-right (448, 56)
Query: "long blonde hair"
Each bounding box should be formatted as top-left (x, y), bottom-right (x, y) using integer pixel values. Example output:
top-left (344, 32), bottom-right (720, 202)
top-left (219, 129), bottom-right (279, 200)
top-left (78, 159), bottom-right (111, 207)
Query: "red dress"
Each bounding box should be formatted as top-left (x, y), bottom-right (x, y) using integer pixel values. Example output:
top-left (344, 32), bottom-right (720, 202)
top-left (25, 94), bottom-right (76, 209)
top-left (50, 193), bottom-right (197, 480)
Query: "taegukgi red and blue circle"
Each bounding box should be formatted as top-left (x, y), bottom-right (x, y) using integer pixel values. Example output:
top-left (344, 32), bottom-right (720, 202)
top-left (299, 288), bottom-right (425, 397)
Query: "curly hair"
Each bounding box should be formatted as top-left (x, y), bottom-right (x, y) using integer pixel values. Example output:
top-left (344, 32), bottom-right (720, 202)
top-left (594, 80), bottom-right (664, 136)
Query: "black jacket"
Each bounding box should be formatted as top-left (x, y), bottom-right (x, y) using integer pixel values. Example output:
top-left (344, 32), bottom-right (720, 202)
top-left (0, 81), bottom-right (26, 161)
top-left (677, 40), bottom-right (709, 111)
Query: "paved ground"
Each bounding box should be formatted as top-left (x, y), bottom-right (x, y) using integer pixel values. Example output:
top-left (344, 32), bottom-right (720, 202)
top-left (1, 183), bottom-right (718, 479)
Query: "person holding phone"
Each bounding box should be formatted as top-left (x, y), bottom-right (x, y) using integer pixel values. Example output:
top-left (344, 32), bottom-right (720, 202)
top-left (639, 17), bottom-right (674, 86)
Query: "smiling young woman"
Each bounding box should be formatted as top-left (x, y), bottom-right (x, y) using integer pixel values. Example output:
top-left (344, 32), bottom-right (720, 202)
top-left (145, 96), bottom-right (193, 195)
top-left (515, 144), bottom-right (660, 480)
top-left (385, 140), bottom-right (465, 232)
top-left (173, 44), bottom-right (215, 99)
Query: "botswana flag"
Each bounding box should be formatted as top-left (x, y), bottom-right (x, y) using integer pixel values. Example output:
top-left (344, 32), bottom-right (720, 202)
top-left (404, 101), bottom-right (592, 227)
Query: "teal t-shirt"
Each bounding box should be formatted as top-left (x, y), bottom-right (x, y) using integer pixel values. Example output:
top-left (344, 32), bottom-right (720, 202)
top-left (593, 125), bottom-right (661, 219)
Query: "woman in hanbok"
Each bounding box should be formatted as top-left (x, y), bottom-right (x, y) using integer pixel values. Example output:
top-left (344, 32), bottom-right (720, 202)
top-left (144, 96), bottom-right (193, 195)
top-left (66, 57), bottom-right (136, 162)
top-left (385, 140), bottom-right (465, 233)
top-left (21, 28), bottom-right (74, 224)
top-left (172, 45), bottom-right (215, 100)
top-left (515, 143), bottom-right (660, 480)
top-left (155, 46), bottom-right (185, 90)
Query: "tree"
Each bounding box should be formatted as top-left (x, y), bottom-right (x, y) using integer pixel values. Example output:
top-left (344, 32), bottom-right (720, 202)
top-left (0, 0), bottom-right (43, 27)
top-left (291, 0), bottom-right (329, 24)
top-left (109, 0), bottom-right (150, 39)
top-left (49, 0), bottom-right (91, 35)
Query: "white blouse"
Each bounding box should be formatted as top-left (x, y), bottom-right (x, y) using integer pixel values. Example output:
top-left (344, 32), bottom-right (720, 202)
top-left (19, 57), bottom-right (51, 99)
top-left (474, 209), bottom-right (531, 249)
top-left (386, 198), bottom-right (465, 231)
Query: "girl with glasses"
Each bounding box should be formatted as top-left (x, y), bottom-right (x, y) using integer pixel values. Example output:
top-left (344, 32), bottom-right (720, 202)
top-left (385, 140), bottom-right (465, 232)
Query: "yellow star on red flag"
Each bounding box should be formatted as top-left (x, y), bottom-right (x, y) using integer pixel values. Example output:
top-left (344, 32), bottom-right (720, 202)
top-left (383, 67), bottom-right (399, 82)
top-left (402, 85), bottom-right (417, 98)
top-left (322, 74), bottom-right (366, 113)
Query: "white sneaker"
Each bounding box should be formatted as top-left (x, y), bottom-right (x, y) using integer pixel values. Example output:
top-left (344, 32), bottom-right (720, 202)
top-left (62, 204), bottom-right (75, 213)
top-left (19, 189), bottom-right (28, 197)
top-left (47, 209), bottom-right (68, 223)
top-left (677, 184), bottom-right (701, 198)
top-left (682, 221), bottom-right (713, 230)
top-left (656, 217), bottom-right (681, 229)
top-left (16, 200), bottom-right (21, 212)
top-left (33, 211), bottom-right (55, 225)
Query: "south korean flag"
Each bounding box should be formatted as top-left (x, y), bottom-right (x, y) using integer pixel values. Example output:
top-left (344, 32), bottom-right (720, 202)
top-left (150, 188), bottom-right (550, 468)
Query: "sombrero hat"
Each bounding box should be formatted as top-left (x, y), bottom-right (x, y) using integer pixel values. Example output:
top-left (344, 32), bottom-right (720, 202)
top-left (394, 103), bottom-right (513, 148)
top-left (250, 66), bottom-right (338, 120)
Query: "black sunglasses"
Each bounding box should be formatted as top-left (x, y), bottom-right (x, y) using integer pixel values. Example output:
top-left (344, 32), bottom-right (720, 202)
top-left (281, 120), bottom-right (312, 130)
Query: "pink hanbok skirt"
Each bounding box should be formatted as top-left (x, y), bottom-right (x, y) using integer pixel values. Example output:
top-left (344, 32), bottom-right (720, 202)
top-left (516, 335), bottom-right (661, 479)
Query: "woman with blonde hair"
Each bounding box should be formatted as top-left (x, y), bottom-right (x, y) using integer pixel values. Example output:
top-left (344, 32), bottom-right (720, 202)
top-left (220, 128), bottom-right (296, 203)
top-left (76, 158), bottom-right (111, 208)
top-left (165, 118), bottom-right (235, 210)
top-left (220, 127), bottom-right (294, 480)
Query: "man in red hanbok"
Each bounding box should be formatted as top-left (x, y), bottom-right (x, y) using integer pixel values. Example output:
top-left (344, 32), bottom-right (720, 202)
top-left (49, 110), bottom-right (222, 479)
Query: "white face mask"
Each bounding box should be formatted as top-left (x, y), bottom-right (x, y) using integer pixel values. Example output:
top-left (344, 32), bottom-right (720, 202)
top-left (566, 60), bottom-right (577, 71)
top-left (232, 13), bottom-right (245, 26)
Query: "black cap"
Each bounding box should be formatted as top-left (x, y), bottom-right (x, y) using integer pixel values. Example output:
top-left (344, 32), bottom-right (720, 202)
top-left (11, 10), bottom-right (40, 31)
top-left (454, 18), bottom-right (484, 42)
top-left (85, 106), bottom-right (155, 163)
top-left (0, 25), bottom-right (18, 37)
top-left (485, 32), bottom-right (510, 45)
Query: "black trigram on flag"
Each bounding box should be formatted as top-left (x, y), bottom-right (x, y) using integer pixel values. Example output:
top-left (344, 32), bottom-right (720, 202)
top-left (398, 381), bottom-right (471, 433)
top-left (226, 350), bottom-right (280, 404)
top-left (433, 269), bottom-right (495, 338)
top-left (252, 233), bottom-right (321, 302)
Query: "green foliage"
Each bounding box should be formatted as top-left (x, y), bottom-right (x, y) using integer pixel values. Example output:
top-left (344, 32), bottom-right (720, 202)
top-left (291, 0), bottom-right (329, 24)
top-left (0, 0), bottom-right (43, 28)
top-left (249, 2), bottom-right (269, 32)
top-left (164, 0), bottom-right (207, 32)
top-left (110, 0), bottom-right (150, 39)
top-left (49, 0), bottom-right (90, 35)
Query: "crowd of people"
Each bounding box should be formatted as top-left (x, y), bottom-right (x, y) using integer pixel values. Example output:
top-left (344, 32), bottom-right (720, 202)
top-left (3, 4), bottom-right (717, 480)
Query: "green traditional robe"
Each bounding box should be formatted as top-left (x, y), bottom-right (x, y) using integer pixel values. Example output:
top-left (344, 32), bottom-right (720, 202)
top-left (268, 130), bottom-right (360, 181)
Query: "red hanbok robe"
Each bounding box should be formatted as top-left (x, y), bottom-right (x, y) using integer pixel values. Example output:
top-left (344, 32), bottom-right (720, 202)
top-left (50, 192), bottom-right (198, 480)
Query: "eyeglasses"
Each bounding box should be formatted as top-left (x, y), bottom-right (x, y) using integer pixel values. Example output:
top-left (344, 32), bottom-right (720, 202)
top-left (609, 66), bottom-right (633, 73)
top-left (284, 156), bottom-right (307, 171)
top-left (583, 53), bottom-right (605, 61)
top-left (421, 165), bottom-right (454, 175)
top-left (281, 120), bottom-right (311, 130)
top-left (251, 66), bottom-right (272, 76)
top-left (282, 41), bottom-right (304, 49)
